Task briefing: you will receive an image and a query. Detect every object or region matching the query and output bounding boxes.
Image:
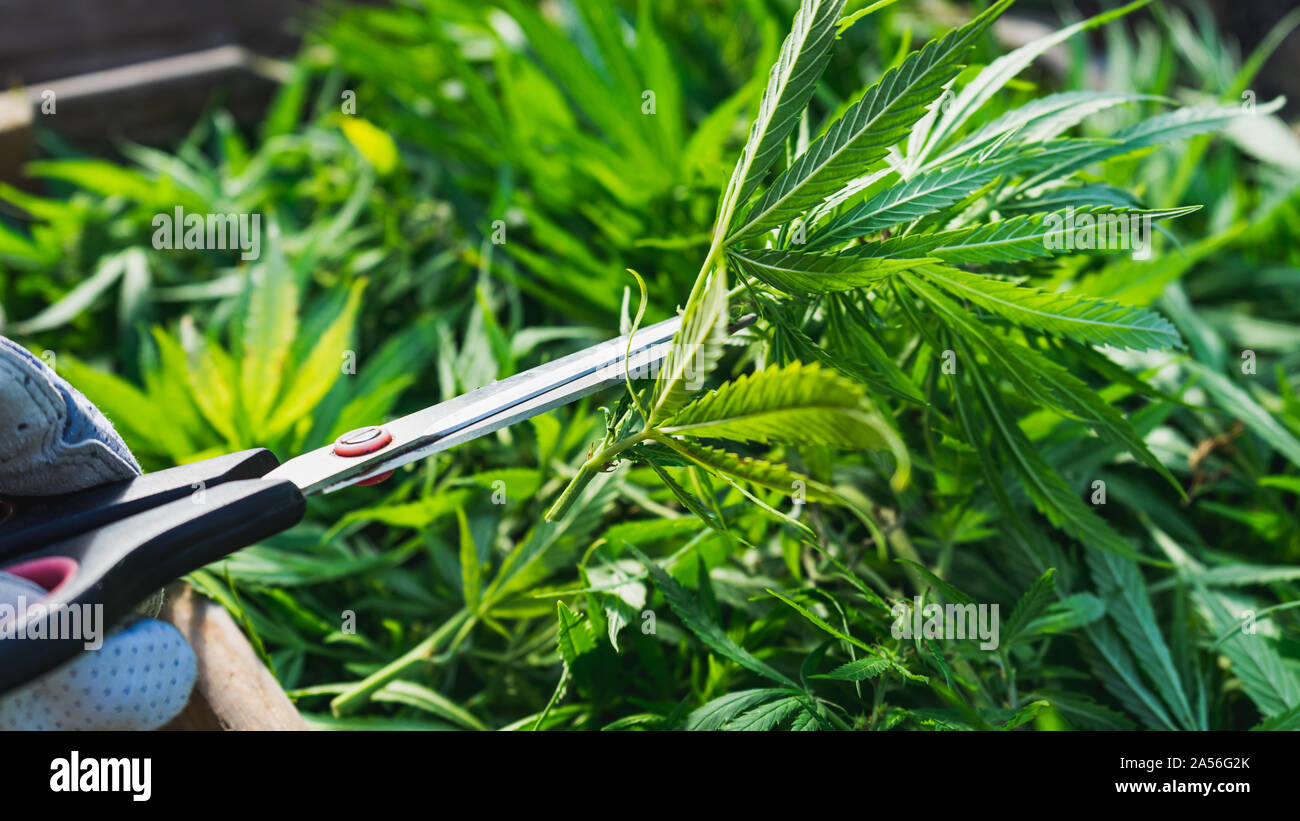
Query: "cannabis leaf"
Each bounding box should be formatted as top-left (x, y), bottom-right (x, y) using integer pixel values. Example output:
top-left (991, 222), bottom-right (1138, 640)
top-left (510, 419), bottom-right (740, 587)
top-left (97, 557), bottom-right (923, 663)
top-left (1014, 99), bottom-right (1286, 193)
top-left (556, 601), bottom-right (598, 668)
top-left (629, 545), bottom-right (801, 689)
top-left (726, 0), bottom-right (1013, 241)
top-left (1002, 569), bottom-right (1058, 647)
top-left (723, 696), bottom-right (805, 730)
top-left (720, 0), bottom-right (846, 220)
top-left (683, 688), bottom-right (803, 730)
top-left (820, 656), bottom-right (892, 681)
top-left (808, 156), bottom-right (1034, 249)
top-left (851, 207), bottom-right (1196, 265)
top-left (730, 247), bottom-right (936, 294)
top-left (913, 0), bottom-right (1153, 167)
top-left (1088, 551), bottom-right (1200, 730)
top-left (649, 265), bottom-right (729, 421)
top-left (654, 436), bottom-right (840, 501)
top-left (659, 361), bottom-right (898, 449)
top-left (923, 91), bottom-right (1159, 170)
top-left (913, 264), bottom-right (1183, 351)
top-left (807, 144), bottom-right (1131, 249)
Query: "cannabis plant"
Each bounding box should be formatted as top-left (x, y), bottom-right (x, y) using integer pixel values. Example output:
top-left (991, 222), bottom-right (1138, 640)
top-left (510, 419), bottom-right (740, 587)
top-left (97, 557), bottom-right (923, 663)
top-left (536, 0), bottom-right (1299, 730)
top-left (5, 0), bottom-right (1297, 731)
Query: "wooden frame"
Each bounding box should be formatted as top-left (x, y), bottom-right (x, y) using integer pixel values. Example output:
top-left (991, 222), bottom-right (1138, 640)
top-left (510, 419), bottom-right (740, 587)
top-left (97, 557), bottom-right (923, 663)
top-left (160, 583), bottom-right (306, 731)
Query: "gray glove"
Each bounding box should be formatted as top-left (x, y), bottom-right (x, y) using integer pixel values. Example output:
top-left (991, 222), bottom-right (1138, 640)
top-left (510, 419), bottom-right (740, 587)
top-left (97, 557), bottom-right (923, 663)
top-left (0, 337), bottom-right (197, 730)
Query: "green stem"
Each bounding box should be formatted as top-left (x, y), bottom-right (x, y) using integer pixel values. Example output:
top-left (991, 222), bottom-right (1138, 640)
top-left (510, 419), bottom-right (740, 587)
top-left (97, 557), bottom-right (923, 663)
top-left (823, 706), bottom-right (855, 732)
top-left (543, 431), bottom-right (650, 521)
top-left (330, 608), bottom-right (474, 716)
top-left (532, 671), bottom-right (568, 731)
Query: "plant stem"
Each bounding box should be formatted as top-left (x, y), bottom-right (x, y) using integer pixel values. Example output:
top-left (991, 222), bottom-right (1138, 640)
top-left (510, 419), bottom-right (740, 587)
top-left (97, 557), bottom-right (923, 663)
top-left (543, 430), bottom-right (650, 521)
top-left (532, 671), bottom-right (568, 731)
top-left (331, 608), bottom-right (474, 716)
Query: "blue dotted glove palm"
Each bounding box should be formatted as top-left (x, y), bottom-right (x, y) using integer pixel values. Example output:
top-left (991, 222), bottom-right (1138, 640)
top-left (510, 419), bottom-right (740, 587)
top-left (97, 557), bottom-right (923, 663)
top-left (0, 337), bottom-right (197, 730)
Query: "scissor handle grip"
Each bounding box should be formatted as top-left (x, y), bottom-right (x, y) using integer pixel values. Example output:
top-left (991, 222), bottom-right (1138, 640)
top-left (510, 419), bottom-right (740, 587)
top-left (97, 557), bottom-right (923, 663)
top-left (0, 448), bottom-right (280, 561)
top-left (0, 477), bottom-right (305, 694)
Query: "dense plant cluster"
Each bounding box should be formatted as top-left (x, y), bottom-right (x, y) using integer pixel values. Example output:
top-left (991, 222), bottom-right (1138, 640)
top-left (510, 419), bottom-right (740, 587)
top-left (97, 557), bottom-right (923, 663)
top-left (2, 0), bottom-right (1298, 730)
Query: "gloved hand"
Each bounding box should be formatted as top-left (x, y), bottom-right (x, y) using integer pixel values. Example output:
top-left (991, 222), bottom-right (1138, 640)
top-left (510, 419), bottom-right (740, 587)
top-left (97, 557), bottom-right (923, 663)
top-left (0, 336), bottom-right (197, 730)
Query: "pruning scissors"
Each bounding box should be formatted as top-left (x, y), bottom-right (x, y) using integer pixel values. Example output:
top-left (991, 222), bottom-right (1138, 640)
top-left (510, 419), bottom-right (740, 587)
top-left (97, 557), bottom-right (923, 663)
top-left (0, 314), bottom-right (718, 693)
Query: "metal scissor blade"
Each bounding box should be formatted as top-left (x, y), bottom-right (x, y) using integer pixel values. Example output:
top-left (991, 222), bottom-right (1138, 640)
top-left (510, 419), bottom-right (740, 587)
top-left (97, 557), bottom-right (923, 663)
top-left (263, 316), bottom-right (683, 495)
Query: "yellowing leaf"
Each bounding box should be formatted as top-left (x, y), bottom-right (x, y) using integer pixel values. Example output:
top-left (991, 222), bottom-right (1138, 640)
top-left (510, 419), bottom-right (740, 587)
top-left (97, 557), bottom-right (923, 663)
top-left (340, 117), bottom-right (400, 176)
top-left (266, 279), bottom-right (367, 436)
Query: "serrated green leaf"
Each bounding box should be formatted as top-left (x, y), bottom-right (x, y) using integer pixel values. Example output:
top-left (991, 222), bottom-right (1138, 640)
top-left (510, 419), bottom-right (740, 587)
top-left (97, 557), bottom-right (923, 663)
top-left (659, 361), bottom-right (898, 452)
top-left (1088, 550), bottom-right (1199, 730)
top-left (1252, 703), bottom-right (1300, 731)
top-left (727, 0), bottom-right (1012, 241)
top-left (998, 699), bottom-right (1051, 730)
top-left (730, 247), bottom-right (936, 294)
top-left (1028, 689), bottom-right (1137, 730)
top-left (1004, 182), bottom-right (1144, 213)
top-left (179, 319), bottom-right (242, 447)
top-left (925, 91), bottom-right (1160, 170)
top-left (640, 459), bottom-right (729, 535)
top-left (916, 1), bottom-right (1153, 165)
top-left (1191, 585), bottom-right (1300, 718)
top-left (457, 507), bottom-right (482, 610)
top-left (810, 153), bottom-right (1055, 248)
top-left (723, 695), bottom-right (804, 730)
top-left (653, 435), bottom-right (839, 502)
top-left (915, 263), bottom-right (1183, 350)
top-left (556, 601), bottom-right (598, 667)
top-left (682, 688), bottom-right (800, 730)
top-left (721, 0), bottom-right (846, 218)
top-left (963, 347), bottom-right (1143, 561)
top-left (1084, 619), bottom-right (1180, 730)
top-left (903, 270), bottom-right (1183, 496)
top-left (820, 656), bottom-right (891, 681)
top-left (789, 706), bottom-right (830, 730)
top-left (1003, 569), bottom-right (1057, 646)
top-left (629, 545), bottom-right (800, 689)
top-left (854, 207), bottom-right (1196, 266)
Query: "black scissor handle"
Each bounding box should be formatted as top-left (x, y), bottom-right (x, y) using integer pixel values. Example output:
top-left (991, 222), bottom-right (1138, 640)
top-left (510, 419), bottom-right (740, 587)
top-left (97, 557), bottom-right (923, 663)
top-left (0, 476), bottom-right (305, 694)
top-left (0, 449), bottom-right (281, 562)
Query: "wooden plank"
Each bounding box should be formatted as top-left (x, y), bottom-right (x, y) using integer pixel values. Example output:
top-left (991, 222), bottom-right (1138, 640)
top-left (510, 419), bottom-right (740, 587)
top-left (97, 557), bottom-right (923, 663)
top-left (32, 46), bottom-right (292, 104)
top-left (0, 92), bottom-right (33, 185)
top-left (0, 46), bottom-right (290, 161)
top-left (0, 0), bottom-right (305, 85)
top-left (159, 582), bottom-right (307, 731)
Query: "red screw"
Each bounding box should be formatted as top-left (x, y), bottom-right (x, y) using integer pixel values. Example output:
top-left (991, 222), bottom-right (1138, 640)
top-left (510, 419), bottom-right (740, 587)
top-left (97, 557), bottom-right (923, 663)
top-left (333, 426), bottom-right (394, 485)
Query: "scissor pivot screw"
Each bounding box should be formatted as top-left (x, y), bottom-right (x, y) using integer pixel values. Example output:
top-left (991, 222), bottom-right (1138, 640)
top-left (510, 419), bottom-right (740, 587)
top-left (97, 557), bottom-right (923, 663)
top-left (333, 426), bottom-right (393, 458)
